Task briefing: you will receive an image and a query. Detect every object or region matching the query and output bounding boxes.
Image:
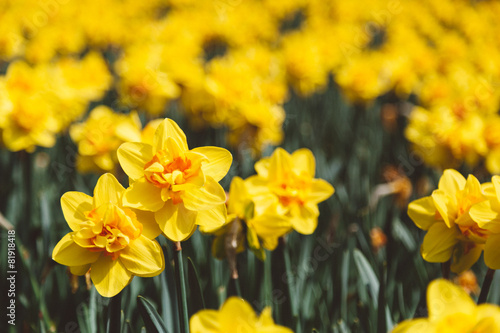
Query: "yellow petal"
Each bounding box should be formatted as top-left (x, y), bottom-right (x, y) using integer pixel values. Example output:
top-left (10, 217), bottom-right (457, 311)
top-left (91, 257), bottom-right (132, 297)
top-left (269, 148), bottom-right (292, 181)
top-left (307, 179), bottom-right (334, 204)
top-left (190, 309), bottom-right (220, 333)
top-left (227, 176), bottom-right (250, 216)
top-left (289, 204), bottom-right (318, 235)
top-left (155, 201), bottom-right (197, 241)
top-left (254, 157), bottom-right (271, 179)
top-left (133, 209), bottom-right (162, 239)
top-left (427, 279), bottom-right (476, 323)
top-left (117, 142), bottom-right (153, 180)
top-left (120, 236), bottom-right (164, 277)
top-left (391, 319), bottom-right (434, 333)
top-left (438, 169), bottom-right (466, 201)
top-left (191, 147), bottom-right (232, 182)
top-left (123, 178), bottom-right (165, 212)
top-left (69, 264), bottom-right (91, 276)
top-left (219, 297), bottom-right (256, 332)
top-left (421, 222), bottom-right (458, 262)
top-left (52, 234), bottom-right (100, 266)
top-left (484, 234), bottom-right (500, 269)
top-left (469, 201), bottom-right (500, 232)
top-left (93, 173), bottom-right (125, 207)
top-left (250, 213), bottom-right (291, 238)
top-left (492, 175), bottom-right (500, 202)
top-left (477, 304), bottom-right (500, 331)
top-left (153, 118), bottom-right (188, 153)
top-left (197, 204), bottom-right (227, 233)
top-left (408, 196), bottom-right (438, 230)
top-left (182, 177), bottom-right (226, 211)
top-left (450, 243), bottom-right (483, 274)
top-left (291, 148), bottom-right (316, 177)
top-left (61, 191), bottom-right (93, 231)
top-left (432, 190), bottom-right (455, 228)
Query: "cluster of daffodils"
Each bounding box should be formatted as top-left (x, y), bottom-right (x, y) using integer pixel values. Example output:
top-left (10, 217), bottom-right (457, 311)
top-left (0, 53), bottom-right (111, 152)
top-left (392, 279), bottom-right (500, 332)
top-left (52, 118), bottom-right (232, 296)
top-left (203, 148), bottom-right (334, 261)
top-left (408, 169), bottom-right (500, 274)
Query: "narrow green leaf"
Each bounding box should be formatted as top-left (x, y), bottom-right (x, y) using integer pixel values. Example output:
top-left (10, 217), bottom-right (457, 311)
top-left (353, 249), bottom-right (379, 307)
top-left (137, 295), bottom-right (169, 333)
top-left (187, 257), bottom-right (206, 313)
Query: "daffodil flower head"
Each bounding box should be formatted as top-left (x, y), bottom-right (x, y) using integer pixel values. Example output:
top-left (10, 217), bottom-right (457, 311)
top-left (469, 175), bottom-right (500, 270)
top-left (392, 279), bottom-right (500, 332)
top-left (190, 297), bottom-right (293, 333)
top-left (246, 148), bottom-right (334, 235)
top-left (52, 173), bottom-right (164, 297)
top-left (117, 118), bottom-right (232, 242)
top-left (408, 169), bottom-right (488, 273)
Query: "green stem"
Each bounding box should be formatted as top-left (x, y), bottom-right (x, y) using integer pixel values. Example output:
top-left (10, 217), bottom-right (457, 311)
top-left (283, 238), bottom-right (301, 333)
top-left (106, 292), bottom-right (122, 333)
top-left (174, 241), bottom-right (190, 333)
top-left (478, 269), bottom-right (496, 304)
top-left (231, 274), bottom-right (242, 297)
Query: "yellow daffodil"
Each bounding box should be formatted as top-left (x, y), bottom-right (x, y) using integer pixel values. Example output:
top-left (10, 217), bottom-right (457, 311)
top-left (469, 175), bottom-right (500, 270)
top-left (407, 169), bottom-right (487, 273)
top-left (117, 118), bottom-right (232, 241)
top-left (392, 279), bottom-right (500, 332)
top-left (202, 176), bottom-right (291, 260)
top-left (246, 148), bottom-right (334, 235)
top-left (190, 297), bottom-right (293, 333)
top-left (52, 173), bottom-right (164, 297)
top-left (70, 106), bottom-right (142, 173)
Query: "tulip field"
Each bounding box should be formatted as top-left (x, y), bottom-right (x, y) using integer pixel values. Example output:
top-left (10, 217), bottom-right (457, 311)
top-left (3, 0), bottom-right (500, 332)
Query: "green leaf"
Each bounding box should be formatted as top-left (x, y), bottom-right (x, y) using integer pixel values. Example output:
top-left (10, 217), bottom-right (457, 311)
top-left (353, 249), bottom-right (379, 307)
top-left (187, 257), bottom-right (206, 314)
top-left (137, 295), bottom-right (170, 333)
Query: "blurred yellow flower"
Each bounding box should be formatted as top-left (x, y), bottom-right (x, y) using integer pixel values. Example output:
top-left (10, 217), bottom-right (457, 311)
top-left (52, 173), bottom-right (164, 297)
top-left (246, 148), bottom-right (334, 235)
top-left (70, 106), bottom-right (142, 173)
top-left (407, 169), bottom-right (487, 273)
top-left (190, 297), bottom-right (293, 333)
top-left (392, 279), bottom-right (500, 332)
top-left (118, 118), bottom-right (232, 241)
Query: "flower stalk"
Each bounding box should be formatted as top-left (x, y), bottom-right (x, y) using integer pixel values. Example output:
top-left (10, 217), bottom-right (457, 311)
top-left (173, 241), bottom-right (190, 333)
top-left (478, 268), bottom-right (496, 304)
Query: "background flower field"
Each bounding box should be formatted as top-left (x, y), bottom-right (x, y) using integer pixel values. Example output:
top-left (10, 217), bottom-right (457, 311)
top-left (2, 0), bottom-right (500, 332)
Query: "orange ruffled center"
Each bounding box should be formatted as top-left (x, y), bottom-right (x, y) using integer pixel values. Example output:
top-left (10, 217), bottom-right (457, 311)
top-left (272, 171), bottom-right (311, 207)
top-left (143, 149), bottom-right (206, 204)
top-left (72, 203), bottom-right (142, 260)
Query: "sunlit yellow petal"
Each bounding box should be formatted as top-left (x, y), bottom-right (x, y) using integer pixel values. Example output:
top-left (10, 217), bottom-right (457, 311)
top-left (197, 204), bottom-right (227, 233)
top-left (123, 178), bottom-right (165, 212)
top-left (289, 204), bottom-right (318, 235)
top-left (268, 147), bottom-right (292, 181)
top-left (191, 146), bottom-right (232, 182)
top-left (182, 177), bottom-right (226, 211)
top-left (291, 148), bottom-right (316, 176)
top-left (391, 318), bottom-right (434, 333)
top-left (421, 222), bottom-right (458, 262)
top-left (432, 190), bottom-right (455, 228)
top-left (450, 243), bottom-right (483, 274)
top-left (156, 201), bottom-right (197, 241)
top-left (69, 264), bottom-right (91, 276)
top-left (219, 297), bottom-right (256, 332)
top-left (469, 201), bottom-right (500, 232)
top-left (427, 279), bottom-right (476, 322)
top-left (93, 173), bottom-right (125, 207)
top-left (438, 169), bottom-right (466, 202)
top-left (190, 309), bottom-right (220, 333)
top-left (133, 209), bottom-right (162, 239)
top-left (61, 191), bottom-right (93, 231)
top-left (117, 142), bottom-right (153, 180)
top-left (153, 118), bottom-right (188, 153)
top-left (484, 234), bottom-right (500, 269)
top-left (408, 196), bottom-right (439, 230)
top-left (120, 236), bottom-right (164, 277)
top-left (52, 234), bottom-right (100, 266)
top-left (91, 256), bottom-right (132, 297)
top-left (307, 179), bottom-right (334, 204)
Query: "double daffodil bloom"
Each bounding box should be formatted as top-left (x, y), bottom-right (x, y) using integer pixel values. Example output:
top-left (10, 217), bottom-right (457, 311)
top-left (52, 174), bottom-right (164, 297)
top-left (190, 297), bottom-right (293, 333)
top-left (246, 148), bottom-right (334, 235)
top-left (117, 118), bottom-right (232, 241)
top-left (408, 169), bottom-right (488, 273)
top-left (392, 279), bottom-right (500, 332)
top-left (469, 175), bottom-right (500, 269)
